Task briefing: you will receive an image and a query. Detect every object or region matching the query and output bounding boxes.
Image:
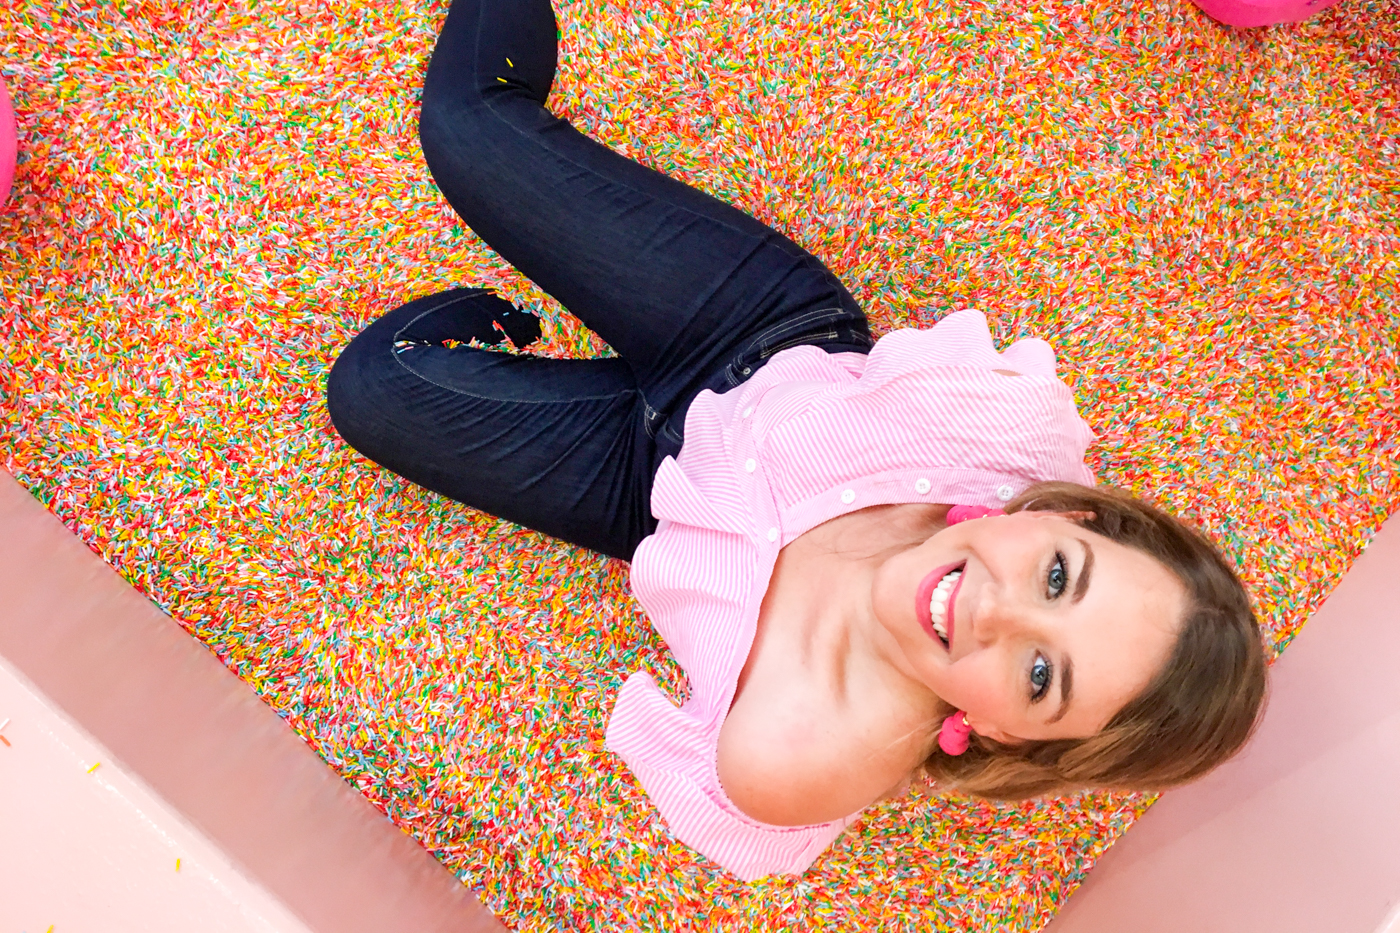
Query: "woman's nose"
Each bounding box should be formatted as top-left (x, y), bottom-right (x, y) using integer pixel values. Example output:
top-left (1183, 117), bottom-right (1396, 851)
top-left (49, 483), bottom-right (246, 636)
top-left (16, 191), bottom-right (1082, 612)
top-left (968, 585), bottom-right (1033, 645)
top-left (969, 585), bottom-right (1010, 643)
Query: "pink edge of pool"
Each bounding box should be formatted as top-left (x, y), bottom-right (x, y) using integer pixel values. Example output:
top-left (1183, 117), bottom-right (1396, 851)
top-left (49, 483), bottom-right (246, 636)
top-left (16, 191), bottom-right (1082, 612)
top-left (1, 71), bottom-right (15, 209)
top-left (1190, 0), bottom-right (1341, 28)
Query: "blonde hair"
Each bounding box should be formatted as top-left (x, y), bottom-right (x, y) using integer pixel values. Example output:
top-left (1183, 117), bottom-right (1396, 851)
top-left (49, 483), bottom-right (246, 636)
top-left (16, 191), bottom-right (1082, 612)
top-left (923, 482), bottom-right (1269, 800)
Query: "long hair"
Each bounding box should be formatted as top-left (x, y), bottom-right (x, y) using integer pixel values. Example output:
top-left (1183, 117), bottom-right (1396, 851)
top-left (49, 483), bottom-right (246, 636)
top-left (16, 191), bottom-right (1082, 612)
top-left (923, 482), bottom-right (1269, 799)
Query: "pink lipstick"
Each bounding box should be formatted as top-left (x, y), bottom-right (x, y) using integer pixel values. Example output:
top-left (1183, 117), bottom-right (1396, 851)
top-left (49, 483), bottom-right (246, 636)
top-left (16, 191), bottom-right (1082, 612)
top-left (915, 561), bottom-right (965, 649)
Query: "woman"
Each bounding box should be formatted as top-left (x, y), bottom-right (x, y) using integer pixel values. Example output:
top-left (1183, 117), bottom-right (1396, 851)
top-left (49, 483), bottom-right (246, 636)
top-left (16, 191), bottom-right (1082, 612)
top-left (327, 0), bottom-right (1268, 880)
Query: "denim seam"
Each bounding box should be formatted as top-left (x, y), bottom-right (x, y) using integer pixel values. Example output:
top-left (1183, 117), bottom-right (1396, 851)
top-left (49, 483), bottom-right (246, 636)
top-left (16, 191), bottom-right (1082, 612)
top-left (391, 288), bottom-right (491, 343)
top-left (753, 310), bottom-right (846, 354)
top-left (760, 329), bottom-right (840, 359)
top-left (722, 306), bottom-right (855, 386)
top-left (642, 401), bottom-right (662, 439)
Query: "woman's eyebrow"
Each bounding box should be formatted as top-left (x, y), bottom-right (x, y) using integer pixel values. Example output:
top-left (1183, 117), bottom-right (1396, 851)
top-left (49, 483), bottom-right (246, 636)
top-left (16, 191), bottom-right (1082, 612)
top-left (1072, 540), bottom-right (1095, 604)
top-left (1049, 656), bottom-right (1074, 724)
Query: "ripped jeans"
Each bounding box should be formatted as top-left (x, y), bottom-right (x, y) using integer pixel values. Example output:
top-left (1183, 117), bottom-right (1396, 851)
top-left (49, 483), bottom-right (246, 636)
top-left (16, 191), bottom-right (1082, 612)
top-left (326, 0), bottom-right (871, 559)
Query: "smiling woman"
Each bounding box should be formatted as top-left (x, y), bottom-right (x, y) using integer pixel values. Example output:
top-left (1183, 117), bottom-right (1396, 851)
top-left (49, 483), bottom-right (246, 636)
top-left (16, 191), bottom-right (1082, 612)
top-left (709, 476), bottom-right (1264, 834)
top-left (877, 507), bottom-right (1186, 746)
top-left (919, 484), bottom-right (1268, 801)
top-left (326, 0), bottom-right (1270, 881)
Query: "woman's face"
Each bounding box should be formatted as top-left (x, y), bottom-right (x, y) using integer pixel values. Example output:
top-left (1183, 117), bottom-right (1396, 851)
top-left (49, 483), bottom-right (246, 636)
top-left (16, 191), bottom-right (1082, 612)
top-left (871, 510), bottom-right (1185, 743)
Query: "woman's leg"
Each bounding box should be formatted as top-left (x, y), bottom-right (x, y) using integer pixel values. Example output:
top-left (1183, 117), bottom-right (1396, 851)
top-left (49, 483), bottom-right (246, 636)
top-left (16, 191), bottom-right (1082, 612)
top-left (327, 288), bottom-right (654, 560)
top-left (417, 0), bottom-right (872, 427)
top-left (329, 0), bottom-right (872, 558)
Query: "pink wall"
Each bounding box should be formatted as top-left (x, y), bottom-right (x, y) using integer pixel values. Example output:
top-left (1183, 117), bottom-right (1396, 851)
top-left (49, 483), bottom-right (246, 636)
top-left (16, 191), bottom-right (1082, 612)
top-left (1, 655), bottom-right (314, 932)
top-left (0, 470), bottom-right (504, 933)
top-left (1046, 514), bottom-right (1400, 933)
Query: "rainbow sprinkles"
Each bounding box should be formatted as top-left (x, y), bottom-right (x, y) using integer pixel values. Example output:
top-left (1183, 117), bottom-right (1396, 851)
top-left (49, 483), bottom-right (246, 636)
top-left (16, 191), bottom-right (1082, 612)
top-left (0, 0), bottom-right (1397, 929)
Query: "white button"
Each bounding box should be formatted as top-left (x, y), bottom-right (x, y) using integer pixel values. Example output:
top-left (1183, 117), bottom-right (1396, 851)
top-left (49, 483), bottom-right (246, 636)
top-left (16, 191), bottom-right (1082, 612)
top-left (767, 527), bottom-right (779, 542)
top-left (840, 489), bottom-right (856, 504)
top-left (914, 478), bottom-right (931, 494)
top-left (996, 484), bottom-right (1015, 501)
top-left (742, 406), bottom-right (754, 418)
top-left (744, 458), bottom-right (757, 473)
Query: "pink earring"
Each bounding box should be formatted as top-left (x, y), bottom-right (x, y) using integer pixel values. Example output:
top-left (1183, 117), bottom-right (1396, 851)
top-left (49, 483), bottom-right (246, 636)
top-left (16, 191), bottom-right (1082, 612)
top-left (946, 504), bottom-right (1005, 524)
top-left (938, 712), bottom-right (973, 755)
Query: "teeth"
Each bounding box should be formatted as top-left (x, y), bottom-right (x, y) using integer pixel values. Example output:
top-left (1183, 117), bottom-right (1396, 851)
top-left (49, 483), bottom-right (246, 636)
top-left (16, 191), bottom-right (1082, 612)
top-left (929, 570), bottom-right (961, 644)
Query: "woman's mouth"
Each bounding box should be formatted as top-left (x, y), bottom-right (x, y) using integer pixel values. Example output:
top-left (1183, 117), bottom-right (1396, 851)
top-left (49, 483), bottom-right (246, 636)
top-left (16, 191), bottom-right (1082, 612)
top-left (915, 562), bottom-right (965, 650)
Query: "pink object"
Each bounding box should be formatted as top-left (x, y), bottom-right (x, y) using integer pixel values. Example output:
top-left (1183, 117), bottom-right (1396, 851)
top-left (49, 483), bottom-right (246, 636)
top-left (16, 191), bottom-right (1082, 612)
top-left (1189, 0), bottom-right (1339, 28)
top-left (938, 712), bottom-right (974, 755)
top-left (947, 504), bottom-right (1006, 523)
top-left (1, 657), bottom-right (314, 932)
top-left (606, 310), bottom-right (1097, 880)
top-left (0, 73), bottom-right (15, 208)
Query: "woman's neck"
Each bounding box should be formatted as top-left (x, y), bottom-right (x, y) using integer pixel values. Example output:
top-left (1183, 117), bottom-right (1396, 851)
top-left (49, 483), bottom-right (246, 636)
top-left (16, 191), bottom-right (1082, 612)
top-left (782, 504), bottom-right (951, 712)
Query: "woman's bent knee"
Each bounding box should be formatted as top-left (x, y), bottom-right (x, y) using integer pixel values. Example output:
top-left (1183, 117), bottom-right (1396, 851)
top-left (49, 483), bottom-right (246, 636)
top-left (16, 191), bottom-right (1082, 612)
top-left (325, 325), bottom-right (392, 459)
top-left (416, 92), bottom-right (502, 199)
top-left (325, 347), bottom-right (367, 453)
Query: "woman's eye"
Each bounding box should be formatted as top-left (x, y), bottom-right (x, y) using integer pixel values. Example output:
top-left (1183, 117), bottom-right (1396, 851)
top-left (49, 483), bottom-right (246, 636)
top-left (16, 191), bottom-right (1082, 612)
top-left (1030, 655), bottom-right (1052, 701)
top-left (1047, 552), bottom-right (1068, 599)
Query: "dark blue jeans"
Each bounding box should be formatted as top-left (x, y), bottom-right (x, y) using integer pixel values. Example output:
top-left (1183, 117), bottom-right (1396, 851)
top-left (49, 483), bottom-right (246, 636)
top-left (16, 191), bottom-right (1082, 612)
top-left (327, 0), bottom-right (872, 559)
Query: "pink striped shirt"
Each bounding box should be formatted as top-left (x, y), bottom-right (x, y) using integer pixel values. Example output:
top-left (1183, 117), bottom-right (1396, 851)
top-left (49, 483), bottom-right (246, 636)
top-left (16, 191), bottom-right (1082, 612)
top-left (605, 310), bottom-right (1096, 880)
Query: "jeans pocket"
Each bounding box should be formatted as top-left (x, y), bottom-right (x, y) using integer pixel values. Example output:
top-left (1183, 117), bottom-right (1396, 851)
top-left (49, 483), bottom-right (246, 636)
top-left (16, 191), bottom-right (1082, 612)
top-left (723, 306), bottom-right (856, 387)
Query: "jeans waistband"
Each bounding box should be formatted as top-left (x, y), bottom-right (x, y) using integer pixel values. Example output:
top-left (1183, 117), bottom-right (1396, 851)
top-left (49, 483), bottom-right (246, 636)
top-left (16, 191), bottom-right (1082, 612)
top-left (649, 306), bottom-right (872, 463)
